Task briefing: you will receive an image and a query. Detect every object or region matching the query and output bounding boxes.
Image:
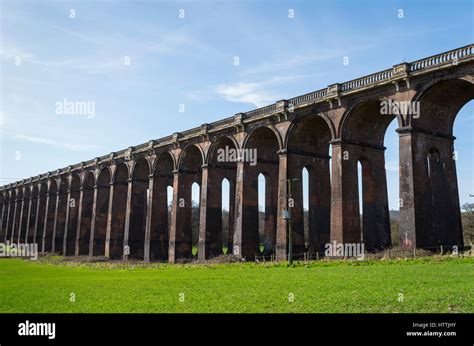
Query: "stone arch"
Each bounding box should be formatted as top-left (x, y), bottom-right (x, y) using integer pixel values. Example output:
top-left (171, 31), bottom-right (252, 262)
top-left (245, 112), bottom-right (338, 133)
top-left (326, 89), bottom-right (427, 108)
top-left (42, 179), bottom-right (58, 252)
top-left (0, 192), bottom-right (5, 242)
top-left (207, 135), bottom-right (241, 163)
top-left (150, 151), bottom-right (175, 261)
top-left (129, 157), bottom-right (150, 260)
top-left (339, 98), bottom-right (397, 147)
top-left (54, 175), bottom-right (69, 253)
top-left (35, 182), bottom-right (48, 245)
top-left (92, 167), bottom-right (111, 256)
top-left (243, 125), bottom-right (283, 154)
top-left (331, 98), bottom-right (392, 250)
top-left (177, 144), bottom-right (205, 172)
top-left (399, 78), bottom-right (474, 250)
top-left (18, 186), bottom-right (30, 243)
top-left (170, 144), bottom-right (204, 261)
top-left (5, 189), bottom-right (16, 241)
top-left (65, 174), bottom-right (81, 255)
top-left (77, 171), bottom-right (95, 255)
top-left (12, 187), bottom-right (24, 244)
top-left (285, 112), bottom-right (336, 149)
top-left (239, 126), bottom-right (280, 259)
top-left (109, 163), bottom-right (129, 259)
top-left (26, 185), bottom-right (38, 244)
top-left (201, 136), bottom-right (239, 258)
top-left (130, 156), bottom-right (152, 179)
top-left (287, 114), bottom-right (333, 256)
top-left (411, 78), bottom-right (474, 135)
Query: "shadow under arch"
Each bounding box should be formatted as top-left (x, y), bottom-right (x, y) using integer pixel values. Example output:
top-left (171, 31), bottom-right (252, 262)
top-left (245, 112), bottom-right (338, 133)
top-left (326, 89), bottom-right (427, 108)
top-left (287, 113), bottom-right (333, 257)
top-left (65, 174), bottom-right (81, 256)
top-left (42, 179), bottom-right (57, 253)
top-left (238, 126), bottom-right (280, 260)
top-left (77, 171), bottom-right (95, 255)
top-left (128, 157), bottom-right (151, 260)
top-left (109, 163), bottom-right (129, 259)
top-left (334, 98), bottom-right (392, 250)
top-left (201, 136), bottom-right (239, 259)
top-left (149, 151), bottom-right (175, 261)
top-left (92, 167), bottom-right (111, 256)
top-left (170, 144), bottom-right (203, 261)
top-left (399, 78), bottom-right (474, 249)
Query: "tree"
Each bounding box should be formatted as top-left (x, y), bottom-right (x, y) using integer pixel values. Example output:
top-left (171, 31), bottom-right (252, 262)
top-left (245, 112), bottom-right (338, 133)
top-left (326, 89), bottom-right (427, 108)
top-left (461, 203), bottom-right (474, 245)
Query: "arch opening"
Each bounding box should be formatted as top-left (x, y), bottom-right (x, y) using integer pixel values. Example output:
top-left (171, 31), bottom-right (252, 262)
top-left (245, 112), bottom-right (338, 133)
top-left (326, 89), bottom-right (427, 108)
top-left (18, 187), bottom-right (30, 243)
top-left (65, 174), bottom-right (81, 255)
top-left (93, 168), bottom-right (111, 256)
top-left (129, 158), bottom-right (150, 260)
top-left (173, 145), bottom-right (203, 260)
top-left (402, 79), bottom-right (474, 249)
top-left (287, 115), bottom-right (332, 258)
top-left (26, 186), bottom-right (39, 244)
top-left (54, 176), bottom-right (69, 254)
top-left (340, 100), bottom-right (393, 251)
top-left (35, 184), bottom-right (47, 248)
top-left (0, 194), bottom-right (6, 242)
top-left (150, 152), bottom-right (174, 261)
top-left (109, 164), bottom-right (128, 259)
top-left (12, 189), bottom-right (24, 245)
top-left (241, 127), bottom-right (279, 260)
top-left (78, 172), bottom-right (95, 255)
top-left (42, 180), bottom-right (57, 252)
top-left (191, 182), bottom-right (200, 257)
top-left (221, 178), bottom-right (230, 254)
top-left (204, 136), bottom-right (238, 259)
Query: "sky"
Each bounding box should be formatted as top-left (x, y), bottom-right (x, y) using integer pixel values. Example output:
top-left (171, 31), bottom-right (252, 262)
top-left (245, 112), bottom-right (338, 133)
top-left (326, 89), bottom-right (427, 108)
top-left (1, 0), bottom-right (473, 212)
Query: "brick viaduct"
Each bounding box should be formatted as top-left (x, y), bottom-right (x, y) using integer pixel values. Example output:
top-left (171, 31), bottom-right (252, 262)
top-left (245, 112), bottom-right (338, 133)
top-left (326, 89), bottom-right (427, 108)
top-left (1, 45), bottom-right (473, 262)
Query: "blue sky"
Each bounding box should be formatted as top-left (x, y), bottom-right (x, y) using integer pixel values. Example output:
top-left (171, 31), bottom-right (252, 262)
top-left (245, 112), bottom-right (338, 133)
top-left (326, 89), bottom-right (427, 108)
top-left (1, 0), bottom-right (473, 211)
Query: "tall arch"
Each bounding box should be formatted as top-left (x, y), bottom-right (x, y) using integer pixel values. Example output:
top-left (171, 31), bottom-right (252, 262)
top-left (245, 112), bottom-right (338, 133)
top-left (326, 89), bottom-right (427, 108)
top-left (332, 100), bottom-right (392, 250)
top-left (18, 187), bottom-right (30, 243)
top-left (287, 114), bottom-right (333, 257)
top-left (35, 183), bottom-right (47, 247)
top-left (399, 78), bottom-right (474, 249)
top-left (169, 145), bottom-right (203, 262)
top-left (77, 171), bottom-right (95, 255)
top-left (109, 163), bottom-right (129, 259)
top-left (235, 126), bottom-right (280, 260)
top-left (53, 176), bottom-right (68, 253)
top-left (27, 185), bottom-right (39, 244)
top-left (42, 180), bottom-right (57, 252)
top-left (150, 152), bottom-right (174, 261)
top-left (200, 136), bottom-right (238, 259)
top-left (129, 158), bottom-right (150, 260)
top-left (64, 174), bottom-right (81, 255)
top-left (0, 193), bottom-right (5, 242)
top-left (12, 188), bottom-right (23, 244)
top-left (92, 167), bottom-right (111, 256)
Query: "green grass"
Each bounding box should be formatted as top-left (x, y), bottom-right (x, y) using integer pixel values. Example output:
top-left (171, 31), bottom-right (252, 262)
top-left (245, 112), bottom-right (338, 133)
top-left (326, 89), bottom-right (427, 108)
top-left (0, 257), bottom-right (473, 313)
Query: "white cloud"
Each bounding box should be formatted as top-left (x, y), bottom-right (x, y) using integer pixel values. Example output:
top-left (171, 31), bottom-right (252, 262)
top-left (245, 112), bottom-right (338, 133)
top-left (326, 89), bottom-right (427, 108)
top-left (0, 44), bottom-right (35, 61)
top-left (242, 50), bottom-right (345, 76)
top-left (214, 74), bottom-right (315, 108)
top-left (215, 82), bottom-right (277, 108)
top-left (15, 134), bottom-right (100, 152)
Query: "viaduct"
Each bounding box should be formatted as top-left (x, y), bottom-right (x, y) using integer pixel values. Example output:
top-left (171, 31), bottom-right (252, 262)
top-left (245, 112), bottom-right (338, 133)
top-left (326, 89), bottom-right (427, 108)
top-left (0, 45), bottom-right (473, 262)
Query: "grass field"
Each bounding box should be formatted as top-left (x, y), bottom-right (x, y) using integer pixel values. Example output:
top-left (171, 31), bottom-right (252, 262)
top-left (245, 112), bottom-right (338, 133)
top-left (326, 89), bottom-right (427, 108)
top-left (0, 256), bottom-right (472, 313)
